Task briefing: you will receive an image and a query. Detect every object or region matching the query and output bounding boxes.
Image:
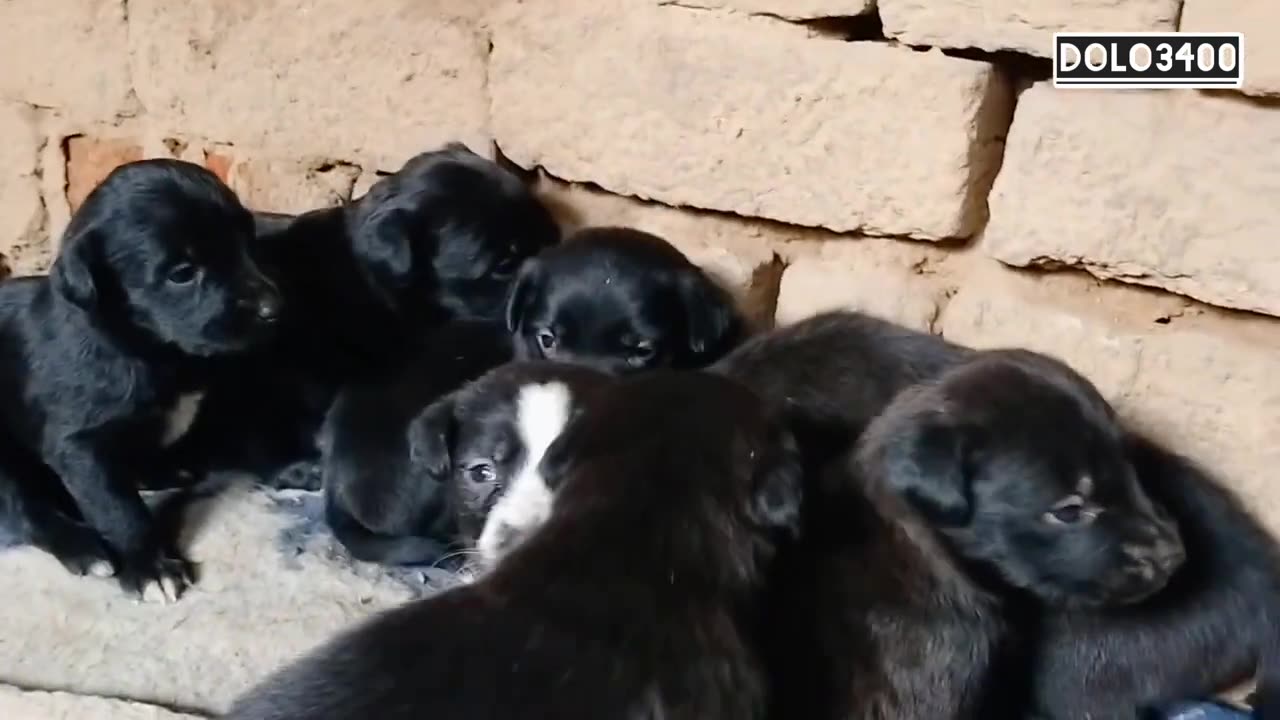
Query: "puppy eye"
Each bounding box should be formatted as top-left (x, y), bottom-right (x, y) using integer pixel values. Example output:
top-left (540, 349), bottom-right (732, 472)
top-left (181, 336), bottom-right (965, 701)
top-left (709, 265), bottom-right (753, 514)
top-left (536, 328), bottom-right (557, 351)
top-left (465, 462), bottom-right (496, 485)
top-left (1043, 497), bottom-right (1098, 526)
top-left (626, 339), bottom-right (656, 367)
top-left (167, 263), bottom-right (198, 285)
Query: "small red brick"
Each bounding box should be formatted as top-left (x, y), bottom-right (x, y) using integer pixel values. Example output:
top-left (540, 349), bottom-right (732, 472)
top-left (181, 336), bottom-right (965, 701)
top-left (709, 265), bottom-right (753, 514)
top-left (65, 136), bottom-right (144, 213)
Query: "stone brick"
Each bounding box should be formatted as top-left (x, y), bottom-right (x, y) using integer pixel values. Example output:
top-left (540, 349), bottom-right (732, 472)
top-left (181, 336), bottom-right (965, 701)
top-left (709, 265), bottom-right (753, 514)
top-left (658, 0), bottom-right (875, 21)
top-left (491, 3), bottom-right (1013, 240)
top-left (941, 260), bottom-right (1280, 537)
top-left (0, 102), bottom-right (47, 278)
top-left (65, 136), bottom-right (144, 214)
top-left (536, 178), bottom-right (787, 328)
top-left (984, 84), bottom-right (1280, 318)
top-left (0, 686), bottom-right (197, 720)
top-left (0, 0), bottom-right (134, 120)
top-left (229, 158), bottom-right (361, 214)
top-left (129, 0), bottom-right (491, 170)
top-left (879, 0), bottom-right (1180, 57)
top-left (1181, 0), bottom-right (1280, 98)
top-left (774, 240), bottom-right (952, 332)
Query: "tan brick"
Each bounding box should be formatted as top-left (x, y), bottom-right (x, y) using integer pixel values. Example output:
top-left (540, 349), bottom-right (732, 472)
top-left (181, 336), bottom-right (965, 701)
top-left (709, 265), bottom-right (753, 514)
top-left (774, 240), bottom-right (951, 332)
top-left (0, 102), bottom-right (47, 278)
top-left (65, 136), bottom-right (145, 214)
top-left (491, 3), bottom-right (1013, 240)
top-left (984, 84), bottom-right (1280, 318)
top-left (879, 0), bottom-right (1180, 56)
top-left (0, 0), bottom-right (134, 120)
top-left (229, 158), bottom-right (361, 214)
top-left (657, 0), bottom-right (875, 20)
top-left (537, 178), bottom-right (787, 328)
top-left (1181, 0), bottom-right (1280, 97)
top-left (129, 0), bottom-right (491, 170)
top-left (941, 260), bottom-right (1280, 537)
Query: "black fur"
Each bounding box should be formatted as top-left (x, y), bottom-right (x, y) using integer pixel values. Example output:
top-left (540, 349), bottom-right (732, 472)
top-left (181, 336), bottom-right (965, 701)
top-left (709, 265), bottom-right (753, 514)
top-left (167, 143), bottom-right (560, 487)
top-left (766, 349), bottom-right (1186, 720)
top-left (1028, 432), bottom-right (1280, 719)
top-left (711, 310), bottom-right (972, 469)
top-left (0, 159), bottom-right (281, 601)
top-left (226, 371), bottom-right (804, 720)
top-left (507, 226), bottom-right (745, 373)
top-left (319, 321), bottom-right (516, 567)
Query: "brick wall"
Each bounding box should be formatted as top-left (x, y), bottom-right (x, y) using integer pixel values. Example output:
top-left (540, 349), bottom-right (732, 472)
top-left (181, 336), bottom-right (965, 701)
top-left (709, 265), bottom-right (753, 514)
top-left (0, 0), bottom-right (1277, 531)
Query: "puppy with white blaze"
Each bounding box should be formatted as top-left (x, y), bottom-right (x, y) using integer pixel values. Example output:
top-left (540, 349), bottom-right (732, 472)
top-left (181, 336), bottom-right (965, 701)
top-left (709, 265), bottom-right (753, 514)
top-left (323, 360), bottom-right (611, 569)
top-left (226, 371), bottom-right (804, 720)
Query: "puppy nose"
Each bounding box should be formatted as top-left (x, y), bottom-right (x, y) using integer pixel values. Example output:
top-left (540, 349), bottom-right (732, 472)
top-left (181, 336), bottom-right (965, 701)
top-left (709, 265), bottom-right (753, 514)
top-left (1150, 536), bottom-right (1186, 573)
top-left (244, 290), bottom-right (282, 323)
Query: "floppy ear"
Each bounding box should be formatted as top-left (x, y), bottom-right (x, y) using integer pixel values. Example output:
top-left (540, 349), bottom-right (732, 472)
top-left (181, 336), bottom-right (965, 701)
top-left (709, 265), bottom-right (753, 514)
top-left (49, 226), bottom-right (102, 311)
top-left (504, 258), bottom-right (543, 333)
top-left (874, 417), bottom-right (974, 527)
top-left (749, 437), bottom-right (805, 534)
top-left (406, 397), bottom-right (456, 481)
top-left (349, 203), bottom-right (416, 299)
top-left (676, 268), bottom-right (742, 359)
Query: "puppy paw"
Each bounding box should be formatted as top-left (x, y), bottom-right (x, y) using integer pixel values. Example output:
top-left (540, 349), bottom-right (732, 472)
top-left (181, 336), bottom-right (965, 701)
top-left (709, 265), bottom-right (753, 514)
top-left (45, 526), bottom-right (116, 579)
top-left (118, 553), bottom-right (196, 604)
top-left (267, 461), bottom-right (323, 492)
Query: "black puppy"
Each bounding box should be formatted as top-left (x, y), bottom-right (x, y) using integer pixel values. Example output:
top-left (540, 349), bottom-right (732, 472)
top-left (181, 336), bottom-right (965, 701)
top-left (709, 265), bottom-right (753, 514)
top-left (711, 310), bottom-right (972, 468)
top-left (0, 159), bottom-right (281, 601)
top-left (1028, 431), bottom-right (1280, 719)
top-left (169, 143), bottom-right (560, 487)
top-left (226, 371), bottom-right (803, 720)
top-left (507, 226), bottom-right (746, 373)
top-left (766, 350), bottom-right (1186, 720)
top-left (322, 329), bottom-right (609, 568)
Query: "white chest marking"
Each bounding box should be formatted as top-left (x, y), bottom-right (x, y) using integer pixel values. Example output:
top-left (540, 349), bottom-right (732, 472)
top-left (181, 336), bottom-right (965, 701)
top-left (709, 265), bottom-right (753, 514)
top-left (161, 391), bottom-right (205, 447)
top-left (476, 382), bottom-right (573, 566)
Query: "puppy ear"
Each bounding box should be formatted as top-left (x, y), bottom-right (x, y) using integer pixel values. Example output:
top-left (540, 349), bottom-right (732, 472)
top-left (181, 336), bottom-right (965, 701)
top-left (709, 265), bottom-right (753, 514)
top-left (406, 397), bottom-right (456, 480)
top-left (676, 268), bottom-right (742, 359)
top-left (49, 227), bottom-right (101, 311)
top-left (349, 204), bottom-right (416, 299)
top-left (505, 258), bottom-right (543, 333)
top-left (872, 416), bottom-right (974, 527)
top-left (749, 438), bottom-right (805, 534)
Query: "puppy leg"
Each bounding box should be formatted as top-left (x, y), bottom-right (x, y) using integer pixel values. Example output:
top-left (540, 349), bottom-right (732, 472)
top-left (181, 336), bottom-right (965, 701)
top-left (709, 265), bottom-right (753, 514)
top-left (325, 496), bottom-right (452, 567)
top-left (49, 443), bottom-right (193, 603)
top-left (263, 459), bottom-right (323, 492)
top-left (0, 448), bottom-right (115, 577)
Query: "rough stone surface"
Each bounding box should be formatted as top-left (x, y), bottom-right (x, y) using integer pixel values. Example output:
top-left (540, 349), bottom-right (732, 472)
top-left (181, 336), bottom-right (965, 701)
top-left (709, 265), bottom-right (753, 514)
top-left (658, 0), bottom-right (875, 20)
top-left (0, 483), bottom-right (422, 715)
top-left (0, 0), bottom-right (134, 120)
top-left (0, 103), bottom-right (47, 279)
top-left (774, 240), bottom-right (951, 332)
top-left (1181, 0), bottom-right (1280, 98)
top-left (0, 686), bottom-right (198, 720)
top-left (985, 85), bottom-right (1280, 319)
top-left (940, 259), bottom-right (1280, 537)
top-left (129, 0), bottom-right (491, 170)
top-left (229, 159), bottom-right (361, 214)
top-left (491, 3), bottom-right (1014, 240)
top-left (536, 177), bottom-right (789, 328)
top-left (65, 136), bottom-right (145, 213)
top-left (879, 0), bottom-right (1181, 56)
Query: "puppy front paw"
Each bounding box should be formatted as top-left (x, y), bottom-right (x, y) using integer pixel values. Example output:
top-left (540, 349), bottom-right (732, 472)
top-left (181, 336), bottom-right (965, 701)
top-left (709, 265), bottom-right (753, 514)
top-left (118, 551), bottom-right (196, 604)
top-left (47, 529), bottom-right (116, 579)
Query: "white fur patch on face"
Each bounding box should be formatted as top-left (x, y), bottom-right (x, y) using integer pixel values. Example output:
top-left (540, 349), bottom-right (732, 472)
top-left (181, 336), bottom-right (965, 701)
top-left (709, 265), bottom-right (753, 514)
top-left (476, 381), bottom-right (573, 566)
top-left (161, 391), bottom-right (204, 447)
